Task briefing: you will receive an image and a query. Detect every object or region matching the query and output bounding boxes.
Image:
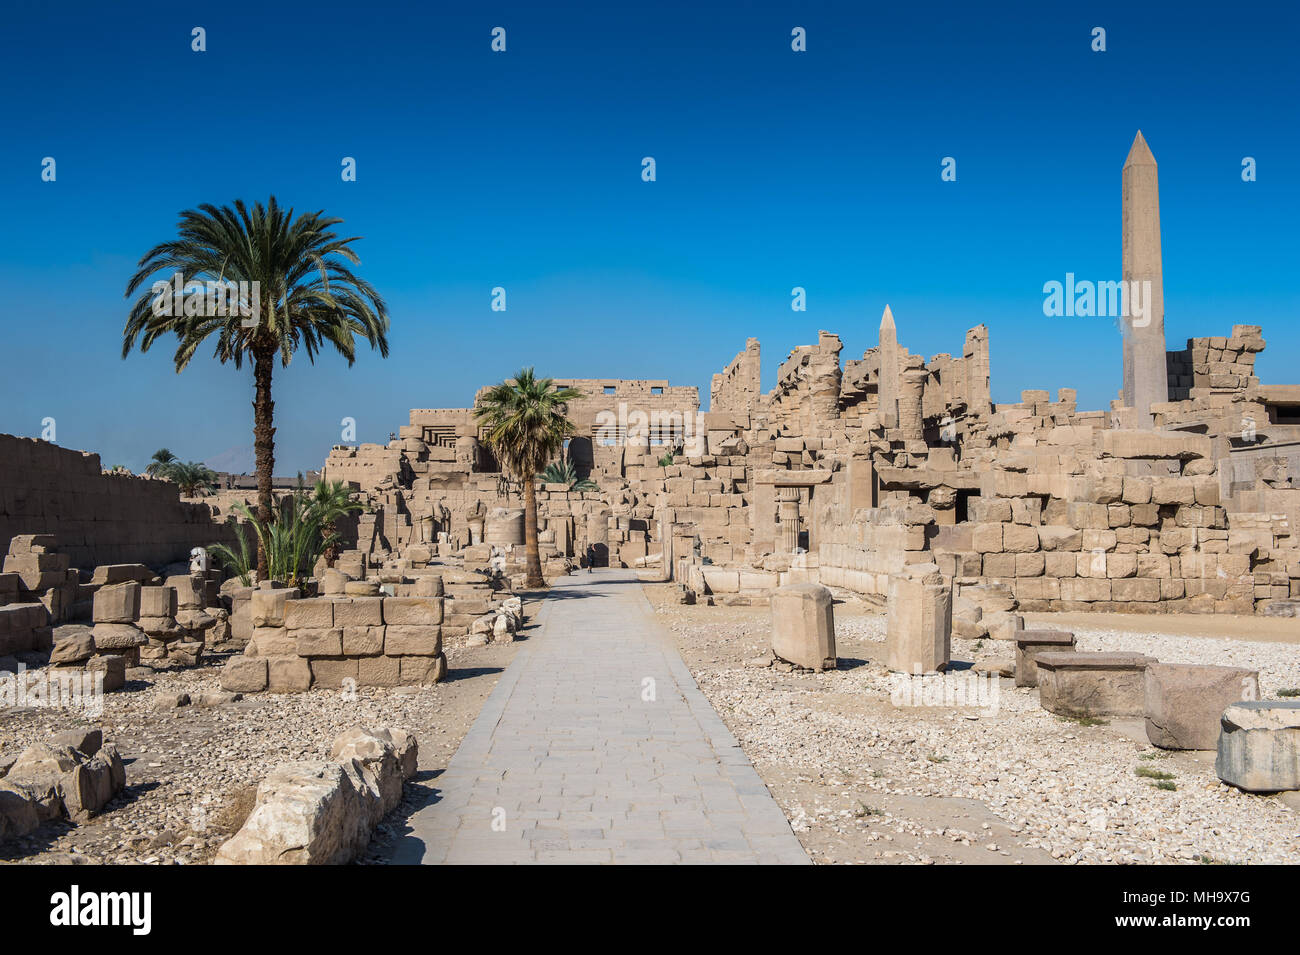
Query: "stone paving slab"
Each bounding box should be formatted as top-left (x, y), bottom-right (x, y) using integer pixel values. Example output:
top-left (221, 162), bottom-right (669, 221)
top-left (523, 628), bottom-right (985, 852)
top-left (388, 569), bottom-right (809, 864)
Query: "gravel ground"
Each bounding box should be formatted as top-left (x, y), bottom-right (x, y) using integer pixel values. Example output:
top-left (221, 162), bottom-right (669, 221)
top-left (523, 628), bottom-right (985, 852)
top-left (647, 584), bottom-right (1300, 866)
top-left (0, 630), bottom-right (523, 865)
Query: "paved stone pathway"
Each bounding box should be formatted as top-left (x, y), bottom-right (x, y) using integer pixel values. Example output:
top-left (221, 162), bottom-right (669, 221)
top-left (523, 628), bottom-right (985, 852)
top-left (389, 569), bottom-right (809, 864)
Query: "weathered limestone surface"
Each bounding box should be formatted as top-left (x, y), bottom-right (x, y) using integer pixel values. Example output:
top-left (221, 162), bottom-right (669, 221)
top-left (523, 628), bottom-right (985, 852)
top-left (1215, 702), bottom-right (1300, 793)
top-left (1036, 651), bottom-right (1154, 718)
top-left (214, 726), bottom-right (417, 864)
top-left (0, 738), bottom-right (125, 840)
top-left (1144, 662), bottom-right (1259, 750)
top-left (770, 583), bottom-right (835, 671)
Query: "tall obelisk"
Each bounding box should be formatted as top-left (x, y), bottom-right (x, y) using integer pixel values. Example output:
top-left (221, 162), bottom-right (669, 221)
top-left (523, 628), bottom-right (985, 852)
top-left (878, 304), bottom-right (899, 428)
top-left (1121, 131), bottom-right (1168, 426)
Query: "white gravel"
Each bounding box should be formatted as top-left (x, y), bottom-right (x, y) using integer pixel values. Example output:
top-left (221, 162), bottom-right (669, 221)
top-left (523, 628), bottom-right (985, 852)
top-left (662, 603), bottom-right (1300, 865)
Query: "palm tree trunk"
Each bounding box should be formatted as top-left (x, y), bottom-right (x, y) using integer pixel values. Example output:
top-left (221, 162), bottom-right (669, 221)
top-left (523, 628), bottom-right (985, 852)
top-left (522, 477), bottom-right (545, 589)
top-left (252, 347), bottom-right (276, 581)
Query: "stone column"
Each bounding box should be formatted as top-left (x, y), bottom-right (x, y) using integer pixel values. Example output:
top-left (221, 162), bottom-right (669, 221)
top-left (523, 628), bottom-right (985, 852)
top-left (963, 324), bottom-right (991, 416)
top-left (1121, 130), bottom-right (1169, 427)
top-left (878, 305), bottom-right (899, 428)
top-left (885, 563), bottom-right (952, 674)
top-left (898, 369), bottom-right (927, 442)
top-left (777, 486), bottom-right (800, 553)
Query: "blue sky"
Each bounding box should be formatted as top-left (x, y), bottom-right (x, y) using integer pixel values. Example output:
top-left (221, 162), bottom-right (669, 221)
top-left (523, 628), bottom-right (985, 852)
top-left (1, 1), bottom-right (1296, 473)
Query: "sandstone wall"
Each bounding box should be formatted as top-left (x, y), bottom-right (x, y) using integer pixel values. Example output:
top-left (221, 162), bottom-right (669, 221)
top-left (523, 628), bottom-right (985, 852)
top-left (0, 435), bottom-right (239, 570)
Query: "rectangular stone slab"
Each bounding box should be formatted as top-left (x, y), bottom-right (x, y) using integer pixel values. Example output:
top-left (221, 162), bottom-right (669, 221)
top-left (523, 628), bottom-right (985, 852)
top-left (1144, 662), bottom-right (1259, 750)
top-left (1036, 651), bottom-right (1154, 719)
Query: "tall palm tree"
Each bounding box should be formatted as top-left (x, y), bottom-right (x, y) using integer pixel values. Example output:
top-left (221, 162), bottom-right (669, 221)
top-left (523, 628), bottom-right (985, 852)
top-left (475, 369), bottom-right (583, 588)
top-left (146, 448), bottom-right (178, 476)
top-left (123, 198), bottom-right (389, 579)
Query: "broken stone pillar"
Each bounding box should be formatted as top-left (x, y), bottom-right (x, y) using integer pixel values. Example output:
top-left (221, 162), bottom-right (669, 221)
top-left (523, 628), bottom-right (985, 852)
top-left (1215, 701), bottom-right (1300, 792)
top-left (878, 305), bottom-right (899, 429)
top-left (770, 583), bottom-right (836, 671)
top-left (776, 486), bottom-right (800, 553)
top-left (484, 507), bottom-right (525, 546)
top-left (809, 331), bottom-right (842, 423)
top-left (962, 324), bottom-right (991, 416)
top-left (1144, 662), bottom-right (1260, 750)
top-left (885, 563), bottom-right (951, 673)
top-left (1120, 130), bottom-right (1169, 427)
top-left (898, 368), bottom-right (927, 442)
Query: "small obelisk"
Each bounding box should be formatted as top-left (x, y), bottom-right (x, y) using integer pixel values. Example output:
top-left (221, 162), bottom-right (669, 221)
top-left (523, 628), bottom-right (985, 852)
top-left (1121, 131), bottom-right (1169, 427)
top-left (878, 304), bottom-right (900, 429)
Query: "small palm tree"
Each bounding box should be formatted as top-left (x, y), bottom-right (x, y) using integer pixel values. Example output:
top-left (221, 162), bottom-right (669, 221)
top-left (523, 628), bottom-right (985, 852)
top-left (539, 457), bottom-right (597, 491)
top-left (167, 461), bottom-right (217, 496)
top-left (311, 478), bottom-right (363, 566)
top-left (123, 197), bottom-right (389, 580)
top-left (475, 369), bottom-right (583, 588)
top-left (146, 448), bottom-right (178, 476)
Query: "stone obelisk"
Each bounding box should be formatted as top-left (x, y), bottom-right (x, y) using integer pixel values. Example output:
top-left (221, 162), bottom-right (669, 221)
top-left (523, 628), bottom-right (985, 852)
top-left (1121, 131), bottom-right (1168, 427)
top-left (878, 304), bottom-right (900, 429)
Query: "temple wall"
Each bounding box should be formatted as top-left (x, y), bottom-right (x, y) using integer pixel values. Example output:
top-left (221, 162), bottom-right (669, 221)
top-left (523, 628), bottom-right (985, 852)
top-left (0, 434), bottom-right (239, 570)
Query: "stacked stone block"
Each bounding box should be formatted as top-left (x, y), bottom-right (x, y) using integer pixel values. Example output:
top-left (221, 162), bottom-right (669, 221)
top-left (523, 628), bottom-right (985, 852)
top-left (223, 587), bottom-right (448, 693)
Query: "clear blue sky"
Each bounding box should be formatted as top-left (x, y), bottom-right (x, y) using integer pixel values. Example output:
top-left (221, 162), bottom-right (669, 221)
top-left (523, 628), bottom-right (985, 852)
top-left (1, 1), bottom-right (1296, 473)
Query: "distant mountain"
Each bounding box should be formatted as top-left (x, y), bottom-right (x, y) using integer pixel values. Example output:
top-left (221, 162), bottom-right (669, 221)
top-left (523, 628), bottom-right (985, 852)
top-left (203, 445), bottom-right (255, 475)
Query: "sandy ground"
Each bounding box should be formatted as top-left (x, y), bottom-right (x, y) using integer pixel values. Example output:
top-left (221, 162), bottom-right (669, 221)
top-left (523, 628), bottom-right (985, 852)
top-left (647, 583), bottom-right (1300, 865)
top-left (0, 604), bottom-right (530, 865)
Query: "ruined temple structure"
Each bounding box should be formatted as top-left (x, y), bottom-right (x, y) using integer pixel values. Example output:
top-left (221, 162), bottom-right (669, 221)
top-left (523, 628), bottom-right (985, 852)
top-left (321, 134), bottom-right (1300, 616)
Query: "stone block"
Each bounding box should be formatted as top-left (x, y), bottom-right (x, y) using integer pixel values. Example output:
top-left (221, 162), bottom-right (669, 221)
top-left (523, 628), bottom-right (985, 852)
top-left (1144, 662), bottom-right (1260, 750)
top-left (358, 655), bottom-right (402, 687)
top-left (333, 598), bottom-right (384, 628)
top-left (384, 626), bottom-right (442, 657)
top-left (1001, 524), bottom-right (1039, 553)
top-left (88, 564), bottom-right (151, 587)
top-left (85, 654), bottom-right (127, 692)
top-left (399, 653), bottom-right (448, 685)
top-left (251, 588), bottom-right (295, 628)
top-left (284, 598), bottom-right (334, 630)
top-left (92, 583), bottom-right (140, 624)
top-left (296, 628), bottom-right (343, 657)
top-left (886, 564), bottom-right (951, 674)
top-left (382, 596), bottom-right (444, 627)
top-left (1014, 630), bottom-right (1076, 687)
top-left (342, 626), bottom-right (384, 656)
top-left (267, 656), bottom-right (313, 693)
top-left (971, 524), bottom-right (1002, 553)
top-left (1036, 652), bottom-right (1154, 718)
top-left (50, 630), bottom-right (96, 665)
top-left (769, 584), bottom-right (835, 671)
top-left (222, 656), bottom-right (269, 693)
top-left (90, 623), bottom-right (146, 650)
top-left (138, 585), bottom-right (177, 618)
top-left (1215, 702), bottom-right (1300, 792)
top-left (309, 658), bottom-right (359, 688)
